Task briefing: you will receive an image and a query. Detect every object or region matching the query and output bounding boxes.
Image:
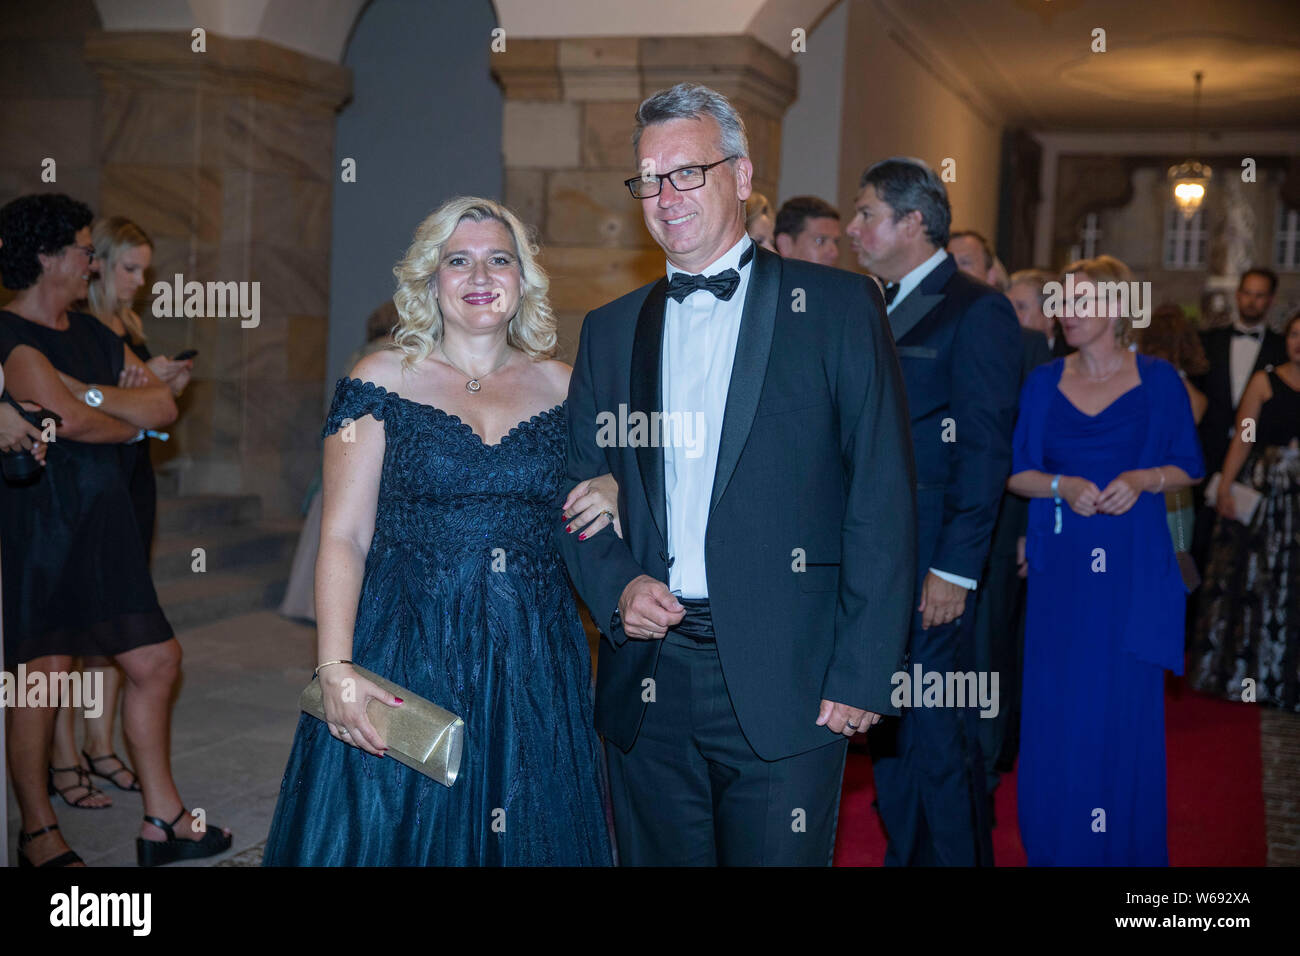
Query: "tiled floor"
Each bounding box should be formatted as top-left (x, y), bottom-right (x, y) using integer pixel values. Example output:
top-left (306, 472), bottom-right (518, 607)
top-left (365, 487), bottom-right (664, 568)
top-left (5, 611), bottom-right (313, 867)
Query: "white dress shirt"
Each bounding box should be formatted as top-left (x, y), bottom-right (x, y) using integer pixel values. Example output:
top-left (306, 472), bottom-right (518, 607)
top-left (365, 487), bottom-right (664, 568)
top-left (1229, 319), bottom-right (1266, 407)
top-left (888, 247), bottom-right (978, 592)
top-left (662, 235), bottom-right (754, 598)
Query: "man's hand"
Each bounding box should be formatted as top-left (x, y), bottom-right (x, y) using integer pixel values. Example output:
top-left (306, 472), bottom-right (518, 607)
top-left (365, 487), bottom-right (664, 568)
top-left (618, 574), bottom-right (684, 640)
top-left (817, 700), bottom-right (881, 736)
top-left (917, 571), bottom-right (968, 629)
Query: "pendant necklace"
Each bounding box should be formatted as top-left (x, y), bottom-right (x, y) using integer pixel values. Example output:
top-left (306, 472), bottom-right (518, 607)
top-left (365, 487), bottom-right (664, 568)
top-left (439, 344), bottom-right (512, 393)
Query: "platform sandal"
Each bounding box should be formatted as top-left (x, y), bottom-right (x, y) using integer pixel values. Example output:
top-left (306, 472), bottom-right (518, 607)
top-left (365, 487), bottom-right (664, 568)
top-left (136, 807), bottom-right (232, 867)
top-left (18, 823), bottom-right (84, 868)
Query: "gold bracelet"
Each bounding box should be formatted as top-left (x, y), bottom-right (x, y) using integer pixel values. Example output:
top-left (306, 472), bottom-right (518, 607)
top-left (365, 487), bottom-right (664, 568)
top-left (315, 658), bottom-right (353, 677)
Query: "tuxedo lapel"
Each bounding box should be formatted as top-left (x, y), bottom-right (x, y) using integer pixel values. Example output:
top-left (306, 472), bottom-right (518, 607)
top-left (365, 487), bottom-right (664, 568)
top-left (709, 245), bottom-right (780, 516)
top-left (889, 254), bottom-right (953, 343)
top-left (630, 278), bottom-right (669, 546)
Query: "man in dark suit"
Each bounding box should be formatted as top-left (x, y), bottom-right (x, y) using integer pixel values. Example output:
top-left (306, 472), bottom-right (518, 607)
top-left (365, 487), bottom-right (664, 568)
top-left (846, 158), bottom-right (1022, 866)
top-left (1190, 267), bottom-right (1286, 568)
top-left (555, 84), bottom-right (916, 866)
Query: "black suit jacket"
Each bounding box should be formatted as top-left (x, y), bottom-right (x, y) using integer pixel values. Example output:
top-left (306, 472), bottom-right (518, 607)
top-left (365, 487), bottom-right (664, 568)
top-left (556, 246), bottom-right (917, 760)
top-left (1193, 326), bottom-right (1287, 476)
top-left (889, 253), bottom-right (1022, 590)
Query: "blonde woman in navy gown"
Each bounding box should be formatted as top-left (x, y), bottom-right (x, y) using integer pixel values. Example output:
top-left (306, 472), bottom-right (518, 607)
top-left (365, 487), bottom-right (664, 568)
top-left (263, 197), bottom-right (615, 865)
top-left (1007, 257), bottom-right (1203, 865)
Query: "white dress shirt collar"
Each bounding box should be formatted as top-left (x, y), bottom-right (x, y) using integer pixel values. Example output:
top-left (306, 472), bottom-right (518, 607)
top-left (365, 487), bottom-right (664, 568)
top-left (666, 234), bottom-right (753, 281)
top-left (887, 247), bottom-right (949, 314)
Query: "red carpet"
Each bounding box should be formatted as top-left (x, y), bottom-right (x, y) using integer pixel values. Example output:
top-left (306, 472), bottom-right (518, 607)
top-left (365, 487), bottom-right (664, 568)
top-left (833, 678), bottom-right (1266, 866)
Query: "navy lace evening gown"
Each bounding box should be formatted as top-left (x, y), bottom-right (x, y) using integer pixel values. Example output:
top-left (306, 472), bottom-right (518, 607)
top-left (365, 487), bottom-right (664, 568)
top-left (262, 377), bottom-right (612, 866)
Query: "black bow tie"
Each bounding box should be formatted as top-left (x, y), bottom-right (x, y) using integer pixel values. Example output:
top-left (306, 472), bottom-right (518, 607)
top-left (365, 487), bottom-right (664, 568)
top-left (883, 281), bottom-right (900, 307)
top-left (1233, 327), bottom-right (1263, 341)
top-left (666, 243), bottom-right (755, 303)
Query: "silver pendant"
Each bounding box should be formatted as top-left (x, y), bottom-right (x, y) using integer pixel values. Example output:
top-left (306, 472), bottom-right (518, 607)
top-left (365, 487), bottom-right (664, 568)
top-left (466, 379), bottom-right (481, 393)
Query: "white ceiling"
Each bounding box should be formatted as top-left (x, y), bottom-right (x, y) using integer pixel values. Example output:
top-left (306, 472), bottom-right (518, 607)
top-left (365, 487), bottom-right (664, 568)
top-left (874, 0), bottom-right (1300, 129)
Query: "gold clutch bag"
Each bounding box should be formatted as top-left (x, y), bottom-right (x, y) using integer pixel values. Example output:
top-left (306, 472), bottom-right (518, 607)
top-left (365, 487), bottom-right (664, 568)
top-left (299, 664), bottom-right (464, 787)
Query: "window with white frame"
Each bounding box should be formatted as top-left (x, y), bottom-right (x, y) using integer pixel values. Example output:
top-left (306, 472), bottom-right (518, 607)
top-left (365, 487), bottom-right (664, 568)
top-left (1275, 201), bottom-right (1300, 272)
top-left (1163, 204), bottom-right (1206, 269)
top-left (1067, 211), bottom-right (1101, 263)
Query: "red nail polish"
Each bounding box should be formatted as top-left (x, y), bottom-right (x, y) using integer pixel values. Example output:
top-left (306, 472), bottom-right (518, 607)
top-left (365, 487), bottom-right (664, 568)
top-left (394, 697), bottom-right (403, 703)
top-left (565, 524), bottom-right (572, 533)
top-left (578, 532), bottom-right (586, 540)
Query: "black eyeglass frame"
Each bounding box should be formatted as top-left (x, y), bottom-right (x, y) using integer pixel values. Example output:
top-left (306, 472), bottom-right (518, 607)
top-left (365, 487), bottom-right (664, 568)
top-left (624, 155), bottom-right (739, 199)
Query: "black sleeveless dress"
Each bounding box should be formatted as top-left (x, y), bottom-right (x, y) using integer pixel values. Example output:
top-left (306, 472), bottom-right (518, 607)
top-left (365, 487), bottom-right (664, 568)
top-left (0, 310), bottom-right (173, 664)
top-left (1190, 368), bottom-right (1300, 710)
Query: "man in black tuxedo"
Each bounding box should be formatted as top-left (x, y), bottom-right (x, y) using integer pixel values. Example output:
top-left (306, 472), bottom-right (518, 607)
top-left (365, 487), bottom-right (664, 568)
top-left (555, 84), bottom-right (916, 866)
top-left (846, 158), bottom-right (1021, 866)
top-left (1190, 267), bottom-right (1286, 568)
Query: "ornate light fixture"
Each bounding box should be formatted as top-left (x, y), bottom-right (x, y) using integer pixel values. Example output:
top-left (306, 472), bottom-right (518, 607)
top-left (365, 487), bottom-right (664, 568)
top-left (1168, 71), bottom-right (1211, 218)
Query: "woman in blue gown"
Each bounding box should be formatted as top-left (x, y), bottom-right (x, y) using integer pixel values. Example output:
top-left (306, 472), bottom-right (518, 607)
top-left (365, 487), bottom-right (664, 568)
top-left (263, 197), bottom-right (615, 865)
top-left (1008, 258), bottom-right (1203, 866)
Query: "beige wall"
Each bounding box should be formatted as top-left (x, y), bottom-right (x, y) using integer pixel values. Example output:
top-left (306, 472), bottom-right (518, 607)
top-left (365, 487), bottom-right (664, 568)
top-left (835, 0), bottom-right (1002, 267)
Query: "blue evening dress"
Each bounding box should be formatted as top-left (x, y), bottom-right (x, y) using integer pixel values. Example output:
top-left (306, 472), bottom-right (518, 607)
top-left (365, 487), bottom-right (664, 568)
top-left (1014, 354), bottom-right (1203, 866)
top-left (262, 377), bottom-right (613, 866)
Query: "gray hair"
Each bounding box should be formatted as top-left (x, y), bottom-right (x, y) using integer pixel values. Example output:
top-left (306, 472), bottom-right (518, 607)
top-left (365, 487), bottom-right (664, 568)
top-left (859, 157), bottom-right (951, 247)
top-left (633, 83), bottom-right (749, 161)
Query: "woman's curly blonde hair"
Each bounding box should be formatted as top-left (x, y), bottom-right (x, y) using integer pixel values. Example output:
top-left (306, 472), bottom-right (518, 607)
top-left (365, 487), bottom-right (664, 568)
top-left (391, 197), bottom-right (556, 368)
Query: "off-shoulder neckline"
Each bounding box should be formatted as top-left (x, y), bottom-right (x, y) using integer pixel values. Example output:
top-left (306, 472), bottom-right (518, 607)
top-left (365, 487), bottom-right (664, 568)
top-left (337, 376), bottom-right (565, 448)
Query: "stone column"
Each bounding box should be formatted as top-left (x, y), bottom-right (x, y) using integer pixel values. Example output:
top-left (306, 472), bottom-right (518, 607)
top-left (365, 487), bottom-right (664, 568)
top-left (492, 36), bottom-right (797, 360)
top-left (83, 31), bottom-right (350, 516)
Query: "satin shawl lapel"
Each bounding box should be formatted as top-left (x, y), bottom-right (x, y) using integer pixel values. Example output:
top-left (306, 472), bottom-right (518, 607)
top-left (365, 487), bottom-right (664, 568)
top-left (709, 245), bottom-right (780, 516)
top-left (889, 253), bottom-right (955, 343)
top-left (630, 278), bottom-right (669, 546)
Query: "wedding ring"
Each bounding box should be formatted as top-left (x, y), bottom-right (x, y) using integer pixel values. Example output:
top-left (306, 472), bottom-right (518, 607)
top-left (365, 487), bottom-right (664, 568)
top-left (846, 721), bottom-right (859, 730)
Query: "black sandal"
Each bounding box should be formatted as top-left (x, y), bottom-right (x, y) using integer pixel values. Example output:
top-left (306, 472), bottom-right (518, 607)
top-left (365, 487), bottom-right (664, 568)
top-left (18, 823), bottom-right (84, 868)
top-left (47, 765), bottom-right (111, 809)
top-left (136, 807), bottom-right (232, 867)
top-left (82, 749), bottom-right (142, 792)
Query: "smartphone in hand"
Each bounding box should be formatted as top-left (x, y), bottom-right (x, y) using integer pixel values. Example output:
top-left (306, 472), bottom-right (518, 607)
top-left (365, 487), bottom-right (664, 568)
top-left (173, 349), bottom-right (199, 361)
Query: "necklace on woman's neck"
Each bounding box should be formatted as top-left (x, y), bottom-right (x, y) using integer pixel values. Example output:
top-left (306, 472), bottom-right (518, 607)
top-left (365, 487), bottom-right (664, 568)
top-left (439, 342), bottom-right (512, 393)
top-left (1078, 352), bottom-right (1125, 384)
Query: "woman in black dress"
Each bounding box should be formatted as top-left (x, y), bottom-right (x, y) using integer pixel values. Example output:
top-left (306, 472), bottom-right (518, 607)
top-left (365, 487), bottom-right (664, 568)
top-left (0, 193), bottom-right (230, 866)
top-left (1191, 310), bottom-right (1300, 711)
top-left (46, 217), bottom-right (196, 801)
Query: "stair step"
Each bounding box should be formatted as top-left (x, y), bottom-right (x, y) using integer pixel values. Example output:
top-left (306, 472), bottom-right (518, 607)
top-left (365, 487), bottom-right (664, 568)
top-left (156, 570), bottom-right (289, 632)
top-left (156, 494), bottom-right (262, 534)
top-left (150, 518), bottom-right (302, 584)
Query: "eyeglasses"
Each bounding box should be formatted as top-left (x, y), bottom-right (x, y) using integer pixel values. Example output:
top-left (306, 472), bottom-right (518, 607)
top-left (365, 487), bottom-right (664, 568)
top-left (70, 244), bottom-right (96, 262)
top-left (624, 156), bottom-right (738, 199)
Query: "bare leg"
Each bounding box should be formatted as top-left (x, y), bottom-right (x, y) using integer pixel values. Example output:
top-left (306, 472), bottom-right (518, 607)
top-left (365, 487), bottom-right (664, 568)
top-left (81, 660), bottom-right (136, 789)
top-left (49, 659), bottom-right (112, 808)
top-left (7, 655), bottom-right (86, 866)
top-left (115, 638), bottom-right (229, 843)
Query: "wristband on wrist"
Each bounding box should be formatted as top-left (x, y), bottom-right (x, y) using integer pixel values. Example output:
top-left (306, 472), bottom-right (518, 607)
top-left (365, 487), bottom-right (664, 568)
top-left (1050, 474), bottom-right (1063, 534)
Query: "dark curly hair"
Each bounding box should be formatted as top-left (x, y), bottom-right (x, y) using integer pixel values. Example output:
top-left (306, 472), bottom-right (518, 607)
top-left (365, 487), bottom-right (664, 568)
top-left (0, 193), bottom-right (95, 290)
